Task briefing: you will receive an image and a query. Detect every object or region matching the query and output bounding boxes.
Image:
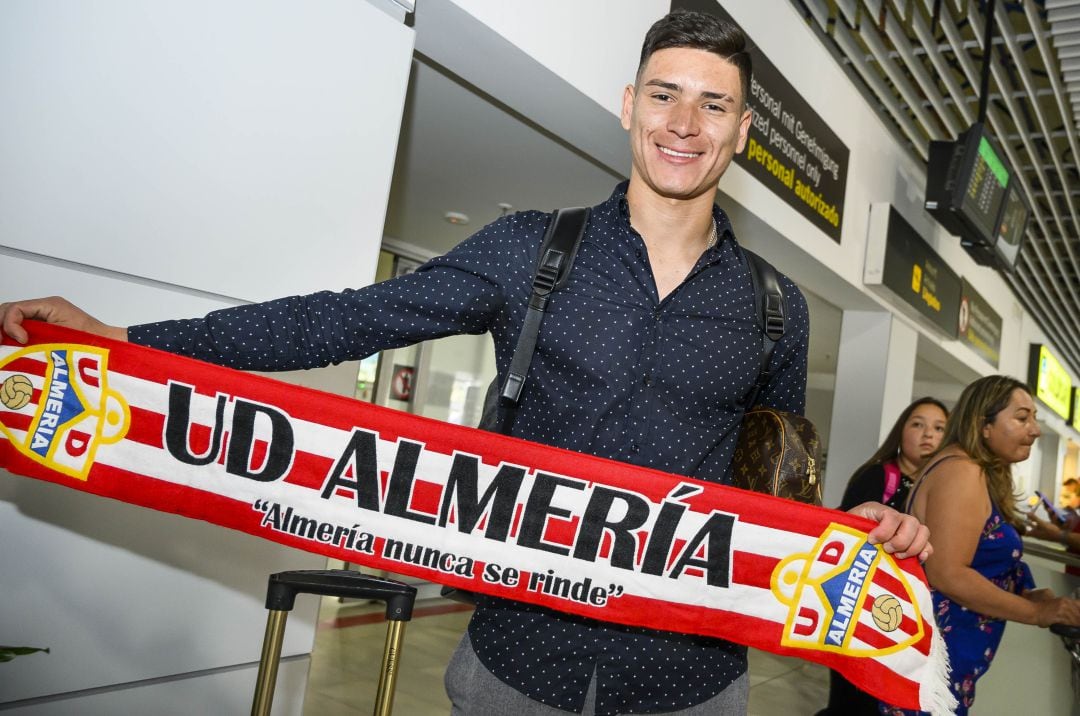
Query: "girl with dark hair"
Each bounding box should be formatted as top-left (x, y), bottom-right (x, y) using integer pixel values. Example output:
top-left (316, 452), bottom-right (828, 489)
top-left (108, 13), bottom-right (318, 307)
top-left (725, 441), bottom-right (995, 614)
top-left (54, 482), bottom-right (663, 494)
top-left (818, 397), bottom-right (948, 715)
top-left (881, 375), bottom-right (1080, 715)
top-left (840, 397), bottom-right (949, 513)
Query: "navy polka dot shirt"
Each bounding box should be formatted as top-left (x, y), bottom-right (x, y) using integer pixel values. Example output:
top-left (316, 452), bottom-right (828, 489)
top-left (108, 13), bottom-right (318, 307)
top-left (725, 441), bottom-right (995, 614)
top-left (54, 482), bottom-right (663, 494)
top-left (129, 181), bottom-right (809, 714)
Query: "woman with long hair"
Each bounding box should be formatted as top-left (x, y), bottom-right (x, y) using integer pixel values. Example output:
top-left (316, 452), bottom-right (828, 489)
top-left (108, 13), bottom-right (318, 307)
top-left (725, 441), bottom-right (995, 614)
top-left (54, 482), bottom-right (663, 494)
top-left (881, 375), bottom-right (1080, 715)
top-left (818, 397), bottom-right (949, 715)
top-left (840, 397), bottom-right (949, 512)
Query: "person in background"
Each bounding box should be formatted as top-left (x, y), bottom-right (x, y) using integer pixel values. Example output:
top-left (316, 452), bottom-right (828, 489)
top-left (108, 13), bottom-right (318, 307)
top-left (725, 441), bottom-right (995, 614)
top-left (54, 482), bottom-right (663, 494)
top-left (1025, 477), bottom-right (1080, 576)
top-left (840, 397), bottom-right (949, 513)
top-left (1025, 509), bottom-right (1080, 552)
top-left (816, 397), bottom-right (949, 715)
top-left (881, 375), bottom-right (1080, 716)
top-left (1060, 477), bottom-right (1080, 524)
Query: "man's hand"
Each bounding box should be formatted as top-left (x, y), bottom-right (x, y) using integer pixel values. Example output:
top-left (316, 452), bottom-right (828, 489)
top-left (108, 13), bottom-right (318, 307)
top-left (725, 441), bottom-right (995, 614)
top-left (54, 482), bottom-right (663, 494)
top-left (848, 501), bottom-right (931, 562)
top-left (0, 297), bottom-right (127, 344)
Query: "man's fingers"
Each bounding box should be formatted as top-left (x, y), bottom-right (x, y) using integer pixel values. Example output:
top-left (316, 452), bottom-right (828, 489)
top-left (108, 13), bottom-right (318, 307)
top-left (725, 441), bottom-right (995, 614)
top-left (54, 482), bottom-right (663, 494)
top-left (892, 521), bottom-right (931, 561)
top-left (0, 297), bottom-right (124, 343)
top-left (850, 503), bottom-right (931, 561)
top-left (0, 303), bottom-right (31, 344)
top-left (878, 513), bottom-right (917, 554)
top-left (865, 509), bottom-right (900, 548)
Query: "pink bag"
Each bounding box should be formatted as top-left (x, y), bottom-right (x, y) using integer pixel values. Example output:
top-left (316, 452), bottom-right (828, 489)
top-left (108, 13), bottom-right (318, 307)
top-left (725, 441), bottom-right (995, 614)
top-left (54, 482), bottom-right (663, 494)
top-left (882, 461), bottom-right (901, 504)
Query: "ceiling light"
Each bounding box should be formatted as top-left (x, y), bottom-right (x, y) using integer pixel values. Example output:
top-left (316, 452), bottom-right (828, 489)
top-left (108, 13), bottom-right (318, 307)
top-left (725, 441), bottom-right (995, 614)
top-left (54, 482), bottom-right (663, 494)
top-left (444, 211), bottom-right (470, 225)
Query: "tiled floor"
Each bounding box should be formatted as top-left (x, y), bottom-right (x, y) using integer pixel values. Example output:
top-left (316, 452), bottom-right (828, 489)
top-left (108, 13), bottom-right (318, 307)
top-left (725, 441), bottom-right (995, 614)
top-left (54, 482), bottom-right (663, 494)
top-left (302, 597), bottom-right (829, 715)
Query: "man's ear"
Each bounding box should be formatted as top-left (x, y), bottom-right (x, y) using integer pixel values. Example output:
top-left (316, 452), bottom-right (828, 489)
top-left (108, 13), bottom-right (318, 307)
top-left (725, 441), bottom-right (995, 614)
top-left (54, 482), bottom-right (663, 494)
top-left (620, 84), bottom-right (635, 131)
top-left (734, 107), bottom-right (752, 154)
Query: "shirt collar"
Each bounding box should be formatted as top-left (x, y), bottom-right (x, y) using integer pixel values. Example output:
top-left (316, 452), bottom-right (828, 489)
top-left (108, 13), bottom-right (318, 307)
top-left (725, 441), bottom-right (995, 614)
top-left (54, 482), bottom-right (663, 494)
top-left (605, 181), bottom-right (737, 251)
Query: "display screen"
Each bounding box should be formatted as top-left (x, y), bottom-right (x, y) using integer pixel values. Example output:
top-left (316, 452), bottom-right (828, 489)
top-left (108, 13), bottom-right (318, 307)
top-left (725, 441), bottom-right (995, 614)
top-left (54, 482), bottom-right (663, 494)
top-left (960, 134), bottom-right (1009, 244)
top-left (995, 182), bottom-right (1029, 269)
top-left (925, 122), bottom-right (1025, 272)
top-left (1029, 343), bottom-right (1072, 420)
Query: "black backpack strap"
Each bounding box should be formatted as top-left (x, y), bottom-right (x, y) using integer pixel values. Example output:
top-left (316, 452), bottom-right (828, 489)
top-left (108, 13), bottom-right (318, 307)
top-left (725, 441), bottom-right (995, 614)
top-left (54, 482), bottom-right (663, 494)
top-left (742, 247), bottom-right (785, 408)
top-left (495, 206), bottom-right (590, 433)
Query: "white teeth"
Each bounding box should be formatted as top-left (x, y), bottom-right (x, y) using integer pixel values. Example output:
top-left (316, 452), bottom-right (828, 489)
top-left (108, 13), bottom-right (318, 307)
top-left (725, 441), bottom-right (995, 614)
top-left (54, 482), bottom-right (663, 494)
top-left (658, 146), bottom-right (699, 158)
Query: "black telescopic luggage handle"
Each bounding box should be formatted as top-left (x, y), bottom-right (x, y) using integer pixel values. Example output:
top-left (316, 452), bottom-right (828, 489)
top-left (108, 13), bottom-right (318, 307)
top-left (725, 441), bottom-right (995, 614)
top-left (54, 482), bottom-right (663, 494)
top-left (252, 570), bottom-right (417, 716)
top-left (264, 569), bottom-right (416, 618)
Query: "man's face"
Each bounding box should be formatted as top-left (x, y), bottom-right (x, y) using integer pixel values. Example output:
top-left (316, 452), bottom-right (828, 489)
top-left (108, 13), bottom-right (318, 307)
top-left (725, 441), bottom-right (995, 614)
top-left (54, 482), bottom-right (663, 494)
top-left (621, 47), bottom-right (752, 203)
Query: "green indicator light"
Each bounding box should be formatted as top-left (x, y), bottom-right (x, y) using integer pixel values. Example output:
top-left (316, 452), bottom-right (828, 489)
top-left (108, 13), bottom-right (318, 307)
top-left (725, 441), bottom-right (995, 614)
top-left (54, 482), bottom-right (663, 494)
top-left (978, 136), bottom-right (1009, 187)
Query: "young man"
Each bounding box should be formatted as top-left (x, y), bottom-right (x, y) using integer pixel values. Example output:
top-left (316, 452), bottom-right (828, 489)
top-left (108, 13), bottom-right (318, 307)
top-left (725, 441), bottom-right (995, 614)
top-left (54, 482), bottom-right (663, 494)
top-left (2, 10), bottom-right (928, 715)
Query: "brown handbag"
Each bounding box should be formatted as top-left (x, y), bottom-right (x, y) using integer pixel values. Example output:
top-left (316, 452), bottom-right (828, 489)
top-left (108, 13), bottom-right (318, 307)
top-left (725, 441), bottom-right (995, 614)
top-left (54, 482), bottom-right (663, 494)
top-left (730, 407), bottom-right (823, 505)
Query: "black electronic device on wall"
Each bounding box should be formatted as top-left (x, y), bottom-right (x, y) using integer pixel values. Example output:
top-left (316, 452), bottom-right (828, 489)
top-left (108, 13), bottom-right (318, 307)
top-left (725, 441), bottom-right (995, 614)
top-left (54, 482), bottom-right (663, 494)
top-left (992, 180), bottom-right (1031, 270)
top-left (925, 122), bottom-right (1029, 273)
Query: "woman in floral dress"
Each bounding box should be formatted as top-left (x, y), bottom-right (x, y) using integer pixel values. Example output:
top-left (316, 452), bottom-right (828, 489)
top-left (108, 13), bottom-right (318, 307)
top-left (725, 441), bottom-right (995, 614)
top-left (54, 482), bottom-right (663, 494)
top-left (881, 375), bottom-right (1080, 715)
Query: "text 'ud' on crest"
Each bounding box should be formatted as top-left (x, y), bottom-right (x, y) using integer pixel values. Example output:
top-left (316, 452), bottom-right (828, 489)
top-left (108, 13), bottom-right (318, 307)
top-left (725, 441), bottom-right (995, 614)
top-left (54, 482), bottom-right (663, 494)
top-left (0, 343), bottom-right (130, 481)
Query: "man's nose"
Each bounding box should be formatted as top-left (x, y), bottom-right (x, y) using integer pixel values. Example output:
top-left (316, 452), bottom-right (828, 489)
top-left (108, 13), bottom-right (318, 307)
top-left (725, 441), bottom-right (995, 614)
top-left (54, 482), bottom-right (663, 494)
top-left (668, 103), bottom-right (700, 137)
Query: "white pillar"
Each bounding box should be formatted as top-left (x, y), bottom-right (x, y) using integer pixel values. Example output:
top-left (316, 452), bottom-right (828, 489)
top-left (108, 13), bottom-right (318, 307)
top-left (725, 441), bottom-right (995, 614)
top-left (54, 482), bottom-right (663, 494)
top-left (824, 311), bottom-right (918, 507)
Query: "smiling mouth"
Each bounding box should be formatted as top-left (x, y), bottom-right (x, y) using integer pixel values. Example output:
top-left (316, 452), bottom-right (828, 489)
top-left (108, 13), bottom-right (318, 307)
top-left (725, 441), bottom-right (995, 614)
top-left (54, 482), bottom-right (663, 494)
top-left (658, 145), bottom-right (702, 159)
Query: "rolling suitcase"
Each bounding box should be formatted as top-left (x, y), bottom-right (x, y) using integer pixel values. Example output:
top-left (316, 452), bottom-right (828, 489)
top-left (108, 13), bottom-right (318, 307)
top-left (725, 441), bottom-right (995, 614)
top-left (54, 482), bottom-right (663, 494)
top-left (251, 570), bottom-right (417, 716)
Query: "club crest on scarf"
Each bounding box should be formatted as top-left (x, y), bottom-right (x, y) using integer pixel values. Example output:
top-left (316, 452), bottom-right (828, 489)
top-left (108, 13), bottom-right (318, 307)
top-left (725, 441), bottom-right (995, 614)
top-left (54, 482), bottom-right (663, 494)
top-left (770, 524), bottom-right (924, 656)
top-left (0, 343), bottom-right (129, 480)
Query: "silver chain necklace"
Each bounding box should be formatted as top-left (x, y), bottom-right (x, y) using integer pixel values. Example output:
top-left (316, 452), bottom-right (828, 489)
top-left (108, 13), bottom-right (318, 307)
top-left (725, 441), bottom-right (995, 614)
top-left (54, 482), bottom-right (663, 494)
top-left (705, 219), bottom-right (718, 249)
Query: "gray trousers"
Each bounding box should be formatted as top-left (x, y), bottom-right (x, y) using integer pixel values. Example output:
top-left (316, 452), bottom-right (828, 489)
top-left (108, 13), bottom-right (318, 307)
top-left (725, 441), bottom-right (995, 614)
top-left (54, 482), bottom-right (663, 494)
top-left (445, 633), bottom-right (750, 716)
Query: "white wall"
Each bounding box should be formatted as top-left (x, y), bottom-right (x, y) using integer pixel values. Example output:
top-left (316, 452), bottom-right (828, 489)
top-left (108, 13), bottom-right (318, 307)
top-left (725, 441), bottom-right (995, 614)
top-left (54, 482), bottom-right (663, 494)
top-left (1, 0), bottom-right (409, 302)
top-left (0, 1), bottom-right (414, 712)
top-left (446, 0), bottom-right (665, 119)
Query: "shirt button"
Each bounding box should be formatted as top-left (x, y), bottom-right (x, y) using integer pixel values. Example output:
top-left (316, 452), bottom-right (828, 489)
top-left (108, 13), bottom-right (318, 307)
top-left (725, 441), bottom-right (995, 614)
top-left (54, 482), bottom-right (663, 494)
top-left (642, 373), bottom-right (651, 386)
top-left (630, 443), bottom-right (640, 454)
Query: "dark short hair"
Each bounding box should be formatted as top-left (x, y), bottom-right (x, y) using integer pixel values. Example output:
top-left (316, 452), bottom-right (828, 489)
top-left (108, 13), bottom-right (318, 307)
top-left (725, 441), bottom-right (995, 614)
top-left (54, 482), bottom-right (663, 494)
top-left (637, 10), bottom-right (752, 107)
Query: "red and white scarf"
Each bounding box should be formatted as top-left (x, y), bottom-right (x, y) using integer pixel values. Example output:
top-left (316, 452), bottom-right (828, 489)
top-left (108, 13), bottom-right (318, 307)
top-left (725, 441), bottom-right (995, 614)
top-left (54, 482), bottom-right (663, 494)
top-left (0, 322), bottom-right (954, 713)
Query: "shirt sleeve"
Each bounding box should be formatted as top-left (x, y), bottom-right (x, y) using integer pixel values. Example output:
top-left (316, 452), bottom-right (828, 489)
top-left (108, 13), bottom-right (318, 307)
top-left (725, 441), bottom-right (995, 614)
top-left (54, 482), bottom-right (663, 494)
top-left (127, 214), bottom-right (541, 371)
top-left (752, 274), bottom-right (809, 415)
